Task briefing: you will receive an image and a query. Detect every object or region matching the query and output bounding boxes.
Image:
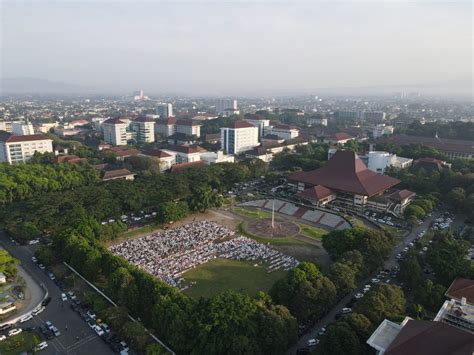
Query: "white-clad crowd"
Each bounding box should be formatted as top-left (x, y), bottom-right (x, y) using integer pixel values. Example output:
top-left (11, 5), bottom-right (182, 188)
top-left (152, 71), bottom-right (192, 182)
top-left (109, 220), bottom-right (299, 288)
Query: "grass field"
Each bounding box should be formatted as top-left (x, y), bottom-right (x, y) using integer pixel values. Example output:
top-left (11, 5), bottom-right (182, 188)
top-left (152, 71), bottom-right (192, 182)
top-left (236, 222), bottom-right (306, 246)
top-left (0, 331), bottom-right (40, 355)
top-left (299, 224), bottom-right (327, 241)
top-left (233, 208), bottom-right (273, 219)
top-left (182, 258), bottom-right (286, 298)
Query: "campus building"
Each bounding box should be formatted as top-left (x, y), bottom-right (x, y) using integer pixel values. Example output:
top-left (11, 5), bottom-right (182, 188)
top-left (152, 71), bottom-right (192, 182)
top-left (130, 116), bottom-right (155, 143)
top-left (220, 120), bottom-right (259, 154)
top-left (288, 150), bottom-right (415, 217)
top-left (102, 118), bottom-right (128, 146)
top-left (0, 132), bottom-right (53, 163)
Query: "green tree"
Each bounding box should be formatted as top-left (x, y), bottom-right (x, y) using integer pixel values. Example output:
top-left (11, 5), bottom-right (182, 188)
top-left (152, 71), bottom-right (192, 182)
top-left (356, 284), bottom-right (406, 324)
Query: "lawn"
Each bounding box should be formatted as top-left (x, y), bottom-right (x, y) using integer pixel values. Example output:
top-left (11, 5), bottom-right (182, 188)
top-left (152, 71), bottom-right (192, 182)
top-left (0, 331), bottom-right (40, 355)
top-left (232, 208), bottom-right (272, 219)
top-left (182, 258), bottom-right (286, 299)
top-left (299, 224), bottom-right (327, 241)
top-left (236, 222), bottom-right (306, 246)
top-left (113, 222), bottom-right (162, 244)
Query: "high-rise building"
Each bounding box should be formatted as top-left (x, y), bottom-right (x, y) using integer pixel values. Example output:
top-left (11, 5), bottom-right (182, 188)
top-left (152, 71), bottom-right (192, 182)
top-left (216, 99), bottom-right (237, 115)
top-left (133, 89), bottom-right (148, 101)
top-left (130, 117), bottom-right (155, 143)
top-left (102, 118), bottom-right (128, 146)
top-left (244, 117), bottom-right (270, 138)
top-left (0, 132), bottom-right (53, 164)
top-left (12, 121), bottom-right (35, 135)
top-left (156, 103), bottom-right (173, 118)
top-left (220, 120), bottom-right (259, 154)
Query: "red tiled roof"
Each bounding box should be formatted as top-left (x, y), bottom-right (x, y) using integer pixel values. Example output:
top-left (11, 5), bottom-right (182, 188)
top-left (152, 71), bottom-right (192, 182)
top-left (165, 145), bottom-right (200, 154)
top-left (382, 134), bottom-right (474, 155)
top-left (156, 117), bottom-right (177, 125)
top-left (385, 320), bottom-right (473, 355)
top-left (102, 168), bottom-right (135, 180)
top-left (55, 155), bottom-right (86, 164)
top-left (103, 118), bottom-right (126, 125)
top-left (107, 147), bottom-right (139, 157)
top-left (388, 189), bottom-right (416, 201)
top-left (288, 150), bottom-right (400, 197)
top-left (446, 278), bottom-right (474, 305)
top-left (143, 150), bottom-right (173, 158)
top-left (297, 185), bottom-right (336, 201)
top-left (170, 161), bottom-right (205, 172)
top-left (0, 132), bottom-right (51, 143)
top-left (273, 124), bottom-right (299, 130)
top-left (331, 132), bottom-right (353, 141)
top-left (225, 120), bottom-right (255, 129)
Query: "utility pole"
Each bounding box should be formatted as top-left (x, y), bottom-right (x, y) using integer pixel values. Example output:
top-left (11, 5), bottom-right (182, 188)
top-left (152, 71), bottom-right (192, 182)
top-left (271, 199), bottom-right (275, 228)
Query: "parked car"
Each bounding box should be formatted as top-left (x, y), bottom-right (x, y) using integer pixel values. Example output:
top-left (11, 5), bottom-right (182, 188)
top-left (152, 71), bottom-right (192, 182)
top-left (342, 307), bottom-right (352, 314)
top-left (32, 306), bottom-right (45, 315)
top-left (0, 324), bottom-right (12, 332)
top-left (93, 325), bottom-right (104, 336)
top-left (307, 339), bottom-right (319, 347)
top-left (61, 293), bottom-right (67, 301)
top-left (31, 256), bottom-right (37, 263)
top-left (355, 293), bottom-right (364, 299)
top-left (19, 314), bottom-right (33, 323)
top-left (8, 328), bottom-right (22, 336)
top-left (101, 323), bottom-right (111, 334)
top-left (0, 335), bottom-right (6, 341)
top-left (45, 321), bottom-right (53, 330)
top-left (36, 341), bottom-right (48, 351)
top-left (42, 297), bottom-right (52, 307)
top-left (51, 326), bottom-right (61, 337)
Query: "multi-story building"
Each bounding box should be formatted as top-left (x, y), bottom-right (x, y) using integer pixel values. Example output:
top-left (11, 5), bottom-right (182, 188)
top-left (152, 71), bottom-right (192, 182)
top-left (156, 103), bottom-right (173, 118)
top-left (0, 132), bottom-right (53, 163)
top-left (244, 117), bottom-right (270, 138)
top-left (307, 115), bottom-right (328, 126)
top-left (176, 119), bottom-right (201, 138)
top-left (130, 117), bottom-right (155, 143)
top-left (155, 117), bottom-right (177, 138)
top-left (161, 145), bottom-right (201, 164)
top-left (361, 111), bottom-right (386, 122)
top-left (102, 118), bottom-right (128, 146)
top-left (266, 124), bottom-right (299, 140)
top-left (0, 121), bottom-right (13, 132)
top-left (12, 121), bottom-right (35, 135)
top-left (216, 99), bottom-right (237, 115)
top-left (220, 120), bottom-right (259, 154)
top-left (365, 151), bottom-right (413, 174)
top-left (373, 124), bottom-right (394, 138)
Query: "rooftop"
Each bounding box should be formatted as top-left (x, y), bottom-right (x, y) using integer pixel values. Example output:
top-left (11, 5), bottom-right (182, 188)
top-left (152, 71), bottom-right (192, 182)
top-left (133, 116), bottom-right (155, 123)
top-left (102, 168), bottom-right (135, 180)
top-left (0, 132), bottom-right (51, 143)
top-left (170, 161), bottom-right (205, 172)
top-left (446, 278), bottom-right (474, 305)
top-left (289, 150), bottom-right (400, 197)
top-left (224, 120), bottom-right (255, 129)
top-left (103, 118), bottom-right (126, 125)
top-left (297, 185), bottom-right (336, 201)
top-left (383, 134), bottom-right (474, 155)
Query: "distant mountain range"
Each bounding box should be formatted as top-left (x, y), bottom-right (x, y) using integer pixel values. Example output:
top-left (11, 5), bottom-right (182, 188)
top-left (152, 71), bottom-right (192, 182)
top-left (0, 78), bottom-right (87, 94)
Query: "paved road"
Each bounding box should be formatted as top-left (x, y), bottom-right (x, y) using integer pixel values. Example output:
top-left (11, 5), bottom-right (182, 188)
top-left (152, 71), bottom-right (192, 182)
top-left (0, 235), bottom-right (114, 355)
top-left (288, 211), bottom-right (444, 354)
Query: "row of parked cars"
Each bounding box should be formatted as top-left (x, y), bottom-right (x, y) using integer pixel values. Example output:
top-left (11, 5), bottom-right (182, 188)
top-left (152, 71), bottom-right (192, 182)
top-left (101, 211), bottom-right (158, 226)
top-left (69, 298), bottom-right (129, 354)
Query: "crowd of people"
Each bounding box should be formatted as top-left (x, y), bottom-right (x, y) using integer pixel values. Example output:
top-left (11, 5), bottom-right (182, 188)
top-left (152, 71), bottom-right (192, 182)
top-left (109, 220), bottom-right (299, 288)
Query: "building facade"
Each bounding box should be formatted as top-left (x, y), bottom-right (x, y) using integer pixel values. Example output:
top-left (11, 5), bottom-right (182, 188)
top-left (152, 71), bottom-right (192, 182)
top-left (130, 117), bottom-right (155, 143)
top-left (102, 118), bottom-right (128, 146)
top-left (156, 103), bottom-right (173, 118)
top-left (220, 121), bottom-right (259, 154)
top-left (216, 99), bottom-right (237, 115)
top-left (0, 133), bottom-right (53, 163)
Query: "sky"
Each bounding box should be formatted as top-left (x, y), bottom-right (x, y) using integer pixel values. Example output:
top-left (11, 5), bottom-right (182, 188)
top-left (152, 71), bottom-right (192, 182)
top-left (1, 0), bottom-right (472, 95)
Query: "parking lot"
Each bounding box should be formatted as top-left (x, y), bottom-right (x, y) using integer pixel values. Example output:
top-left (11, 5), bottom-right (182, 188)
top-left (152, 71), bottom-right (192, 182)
top-left (0, 235), bottom-right (115, 355)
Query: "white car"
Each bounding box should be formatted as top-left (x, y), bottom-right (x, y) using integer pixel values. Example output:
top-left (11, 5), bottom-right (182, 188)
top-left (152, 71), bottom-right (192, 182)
top-left (36, 341), bottom-right (48, 351)
top-left (29, 239), bottom-right (40, 245)
top-left (93, 325), bottom-right (104, 336)
top-left (355, 293), bottom-right (364, 299)
top-left (38, 264), bottom-right (46, 270)
top-left (342, 307), bottom-right (352, 313)
top-left (422, 247), bottom-right (428, 252)
top-left (31, 256), bottom-right (38, 263)
top-left (8, 328), bottom-right (22, 336)
top-left (0, 335), bottom-right (6, 341)
top-left (32, 306), bottom-right (45, 315)
top-left (372, 278), bottom-right (381, 283)
top-left (307, 338), bottom-right (319, 347)
top-left (20, 314), bottom-right (33, 323)
top-left (61, 293), bottom-right (67, 301)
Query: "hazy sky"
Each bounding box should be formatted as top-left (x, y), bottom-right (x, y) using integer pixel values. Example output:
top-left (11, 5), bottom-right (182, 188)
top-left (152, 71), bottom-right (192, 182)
top-left (1, 0), bottom-right (472, 95)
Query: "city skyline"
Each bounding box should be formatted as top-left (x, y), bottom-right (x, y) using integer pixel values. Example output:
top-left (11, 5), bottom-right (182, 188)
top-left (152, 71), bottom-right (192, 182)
top-left (1, 1), bottom-right (472, 96)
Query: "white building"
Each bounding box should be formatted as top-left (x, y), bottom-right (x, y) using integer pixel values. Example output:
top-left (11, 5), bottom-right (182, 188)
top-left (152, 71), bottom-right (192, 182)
top-left (0, 132), bottom-right (53, 163)
top-left (367, 151), bottom-right (413, 174)
top-left (130, 117), bottom-right (155, 143)
top-left (102, 118), bottom-right (128, 146)
top-left (156, 103), bottom-right (173, 118)
top-left (161, 145), bottom-right (201, 164)
top-left (155, 117), bottom-right (177, 138)
top-left (216, 99), bottom-right (237, 115)
top-left (12, 121), bottom-right (35, 135)
top-left (307, 116), bottom-right (328, 126)
top-left (200, 150), bottom-right (234, 165)
top-left (373, 124), bottom-right (394, 138)
top-left (267, 124), bottom-right (299, 140)
top-left (176, 119), bottom-right (201, 138)
top-left (220, 120), bottom-right (259, 154)
top-left (244, 118), bottom-right (270, 138)
top-left (133, 89), bottom-right (148, 101)
top-left (0, 121), bottom-right (13, 132)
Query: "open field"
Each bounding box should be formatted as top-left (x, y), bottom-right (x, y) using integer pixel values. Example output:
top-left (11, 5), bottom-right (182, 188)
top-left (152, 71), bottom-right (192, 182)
top-left (182, 258), bottom-right (286, 298)
top-left (232, 207), bottom-right (273, 219)
top-left (299, 224), bottom-right (327, 241)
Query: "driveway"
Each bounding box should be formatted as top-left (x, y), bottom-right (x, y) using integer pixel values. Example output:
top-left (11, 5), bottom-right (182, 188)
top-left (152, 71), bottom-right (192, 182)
top-left (287, 210), bottom-right (444, 354)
